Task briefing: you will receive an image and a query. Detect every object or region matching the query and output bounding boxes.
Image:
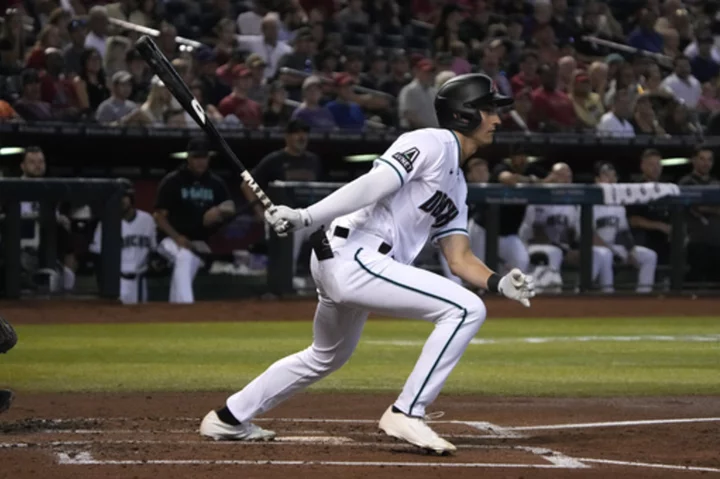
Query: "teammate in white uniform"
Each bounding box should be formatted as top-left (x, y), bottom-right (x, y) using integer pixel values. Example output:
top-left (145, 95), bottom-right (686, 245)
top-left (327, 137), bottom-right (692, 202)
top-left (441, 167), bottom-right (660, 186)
top-left (89, 188), bottom-right (157, 304)
top-left (593, 163), bottom-right (657, 292)
top-left (199, 74), bottom-right (536, 454)
top-left (519, 163), bottom-right (614, 291)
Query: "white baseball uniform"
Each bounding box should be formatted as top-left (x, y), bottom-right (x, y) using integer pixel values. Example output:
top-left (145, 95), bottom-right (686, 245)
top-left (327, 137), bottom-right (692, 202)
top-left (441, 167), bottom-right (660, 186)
top-left (226, 128), bottom-right (488, 420)
top-left (593, 205), bottom-right (657, 293)
top-left (90, 210), bottom-right (157, 304)
top-left (519, 204), bottom-right (614, 291)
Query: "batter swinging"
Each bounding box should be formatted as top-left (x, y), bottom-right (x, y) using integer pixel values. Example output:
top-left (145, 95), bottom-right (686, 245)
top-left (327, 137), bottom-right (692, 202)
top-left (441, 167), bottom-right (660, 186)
top-left (200, 74), bottom-right (536, 454)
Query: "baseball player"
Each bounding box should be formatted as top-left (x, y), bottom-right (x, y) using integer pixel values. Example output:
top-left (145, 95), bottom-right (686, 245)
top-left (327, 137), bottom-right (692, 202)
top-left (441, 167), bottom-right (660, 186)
top-left (199, 74), bottom-right (536, 454)
top-left (89, 187), bottom-right (157, 304)
top-left (154, 138), bottom-right (236, 304)
top-left (519, 163), bottom-right (614, 292)
top-left (594, 162), bottom-right (657, 292)
top-left (0, 316), bottom-right (17, 414)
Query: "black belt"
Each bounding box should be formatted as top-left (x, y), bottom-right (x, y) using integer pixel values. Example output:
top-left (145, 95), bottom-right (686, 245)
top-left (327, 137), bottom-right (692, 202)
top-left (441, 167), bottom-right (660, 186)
top-left (120, 272), bottom-right (143, 280)
top-left (333, 226), bottom-right (392, 255)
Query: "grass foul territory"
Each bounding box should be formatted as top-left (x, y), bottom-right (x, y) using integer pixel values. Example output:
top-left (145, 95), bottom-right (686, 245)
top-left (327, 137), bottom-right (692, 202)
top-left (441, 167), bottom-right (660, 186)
top-left (2, 317), bottom-right (719, 395)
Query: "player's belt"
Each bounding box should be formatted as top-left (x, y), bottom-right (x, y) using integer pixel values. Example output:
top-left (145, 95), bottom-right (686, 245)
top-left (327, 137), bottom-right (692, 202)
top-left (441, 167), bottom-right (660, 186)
top-left (333, 226), bottom-right (392, 255)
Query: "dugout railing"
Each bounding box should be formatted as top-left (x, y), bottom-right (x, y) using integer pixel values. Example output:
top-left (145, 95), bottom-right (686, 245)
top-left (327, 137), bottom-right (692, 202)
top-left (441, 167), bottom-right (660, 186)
top-left (266, 181), bottom-right (720, 296)
top-left (0, 178), bottom-right (128, 299)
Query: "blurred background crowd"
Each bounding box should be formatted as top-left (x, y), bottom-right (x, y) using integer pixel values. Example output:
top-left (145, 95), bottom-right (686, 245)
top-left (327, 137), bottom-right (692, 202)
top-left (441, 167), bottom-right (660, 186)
top-left (1, 0), bottom-right (720, 135)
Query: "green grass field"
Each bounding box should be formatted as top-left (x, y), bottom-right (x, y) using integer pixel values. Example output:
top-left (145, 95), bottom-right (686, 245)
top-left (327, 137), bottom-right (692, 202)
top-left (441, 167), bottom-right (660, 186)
top-left (2, 317), bottom-right (720, 396)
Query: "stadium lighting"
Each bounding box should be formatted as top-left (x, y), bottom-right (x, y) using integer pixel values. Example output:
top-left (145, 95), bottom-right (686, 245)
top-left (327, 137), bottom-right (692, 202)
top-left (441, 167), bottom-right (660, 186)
top-left (0, 147), bottom-right (26, 156)
top-left (661, 157), bottom-right (690, 166)
top-left (171, 151), bottom-right (189, 159)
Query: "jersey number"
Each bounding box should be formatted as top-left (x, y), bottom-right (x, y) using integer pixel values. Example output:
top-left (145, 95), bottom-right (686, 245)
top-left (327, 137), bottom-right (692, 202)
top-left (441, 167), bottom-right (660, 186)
top-left (420, 190), bottom-right (459, 228)
top-left (392, 147), bottom-right (420, 173)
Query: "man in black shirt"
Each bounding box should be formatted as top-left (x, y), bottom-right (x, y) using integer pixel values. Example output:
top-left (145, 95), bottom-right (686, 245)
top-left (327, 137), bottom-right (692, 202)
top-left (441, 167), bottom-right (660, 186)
top-left (154, 138), bottom-right (235, 303)
top-left (627, 149), bottom-right (672, 264)
top-left (241, 119), bottom-right (321, 284)
top-left (678, 147), bottom-right (720, 283)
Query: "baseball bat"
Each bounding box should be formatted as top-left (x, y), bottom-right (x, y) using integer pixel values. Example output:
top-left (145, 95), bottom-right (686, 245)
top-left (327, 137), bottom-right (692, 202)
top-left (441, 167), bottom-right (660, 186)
top-left (134, 35), bottom-right (285, 232)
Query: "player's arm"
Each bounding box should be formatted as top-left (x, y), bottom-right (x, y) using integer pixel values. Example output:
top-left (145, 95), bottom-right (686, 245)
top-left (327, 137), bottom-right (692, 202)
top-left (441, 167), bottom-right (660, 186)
top-left (439, 234), bottom-right (535, 307)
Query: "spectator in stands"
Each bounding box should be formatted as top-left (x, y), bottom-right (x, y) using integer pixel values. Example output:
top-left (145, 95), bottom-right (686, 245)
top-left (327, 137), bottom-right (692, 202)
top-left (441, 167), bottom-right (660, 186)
top-left (570, 71), bottom-right (604, 129)
top-left (359, 49), bottom-right (388, 91)
top-left (127, 48), bottom-right (150, 103)
top-left (684, 28), bottom-right (720, 63)
top-left (641, 63), bottom-right (673, 99)
top-left (290, 75), bottom-right (336, 129)
top-left (398, 58), bottom-right (437, 130)
top-left (511, 51), bottom-right (540, 94)
top-left (195, 47), bottom-right (229, 107)
top-left (380, 51), bottom-right (411, 98)
top-left (0, 8), bottom-right (26, 74)
top-left (697, 82), bottom-right (720, 114)
top-left (573, 2), bottom-right (612, 62)
top-left (628, 149), bottom-right (672, 264)
top-left (678, 147), bottom-right (720, 283)
top-left (432, 3), bottom-right (462, 53)
top-left (236, 0), bottom-right (268, 35)
top-left (435, 70), bottom-right (456, 88)
top-left (40, 48), bottom-right (81, 120)
top-left (0, 99), bottom-right (20, 121)
top-left (605, 61), bottom-right (639, 108)
top-left (630, 92), bottom-right (667, 136)
top-left (190, 79), bottom-right (223, 125)
top-left (237, 13), bottom-right (293, 80)
top-left (95, 70), bottom-right (140, 125)
top-left (479, 49), bottom-right (511, 96)
top-left (157, 22), bottom-right (178, 61)
top-left (25, 25), bottom-right (62, 70)
top-left (690, 33), bottom-right (719, 84)
top-left (103, 35), bottom-right (131, 79)
top-left (213, 18), bottom-right (238, 66)
top-left (341, 51), bottom-right (364, 84)
top-left (278, 28), bottom-right (315, 98)
top-left (502, 87), bottom-right (532, 132)
top-left (531, 23), bottom-right (560, 65)
top-left (136, 75), bottom-right (172, 126)
top-left (656, 0), bottom-right (692, 46)
top-left (326, 73), bottom-right (365, 130)
top-left (587, 60), bottom-right (608, 97)
top-left (13, 69), bottom-right (54, 121)
top-left (660, 56), bottom-right (702, 110)
top-left (661, 28), bottom-right (680, 59)
top-left (63, 18), bottom-right (87, 76)
top-left (154, 138), bottom-right (235, 304)
top-left (627, 8), bottom-right (663, 54)
top-left (448, 41), bottom-right (471, 75)
top-left (245, 53), bottom-right (268, 104)
top-left (241, 118), bottom-right (321, 285)
top-left (73, 47), bottom-right (110, 114)
top-left (262, 80), bottom-right (294, 127)
top-left (106, 0), bottom-right (135, 23)
top-left (597, 88), bottom-right (635, 137)
top-left (85, 6), bottom-right (110, 59)
top-left (557, 55), bottom-right (576, 93)
top-left (315, 47), bottom-right (339, 79)
top-left (529, 63), bottom-right (577, 132)
top-left (218, 65), bottom-right (262, 129)
top-left (663, 100), bottom-right (699, 136)
top-left (335, 0), bottom-right (369, 31)
top-left (129, 0), bottom-right (157, 27)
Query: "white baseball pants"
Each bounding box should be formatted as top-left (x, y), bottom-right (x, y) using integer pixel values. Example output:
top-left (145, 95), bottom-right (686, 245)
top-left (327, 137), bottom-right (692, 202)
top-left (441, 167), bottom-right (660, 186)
top-left (120, 276), bottom-right (148, 304)
top-left (226, 229), bottom-right (487, 420)
top-left (440, 219), bottom-right (530, 284)
top-left (157, 237), bottom-right (205, 303)
top-left (611, 245), bottom-right (657, 293)
top-left (527, 244), bottom-right (614, 291)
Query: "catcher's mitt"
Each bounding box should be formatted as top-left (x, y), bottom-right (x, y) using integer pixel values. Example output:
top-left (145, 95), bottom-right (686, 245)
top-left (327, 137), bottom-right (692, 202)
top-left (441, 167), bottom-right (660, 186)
top-left (0, 316), bottom-right (17, 354)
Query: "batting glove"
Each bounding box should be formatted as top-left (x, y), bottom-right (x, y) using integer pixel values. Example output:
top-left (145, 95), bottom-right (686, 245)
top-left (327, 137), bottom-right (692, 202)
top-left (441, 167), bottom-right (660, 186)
top-left (264, 205), bottom-right (312, 237)
top-left (498, 268), bottom-right (536, 307)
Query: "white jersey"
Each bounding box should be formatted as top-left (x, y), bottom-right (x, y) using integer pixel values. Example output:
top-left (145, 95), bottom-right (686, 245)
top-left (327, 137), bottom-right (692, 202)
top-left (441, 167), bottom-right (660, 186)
top-left (333, 128), bottom-right (468, 265)
top-left (593, 205), bottom-right (629, 245)
top-left (90, 210), bottom-right (157, 274)
top-left (521, 205), bottom-right (579, 245)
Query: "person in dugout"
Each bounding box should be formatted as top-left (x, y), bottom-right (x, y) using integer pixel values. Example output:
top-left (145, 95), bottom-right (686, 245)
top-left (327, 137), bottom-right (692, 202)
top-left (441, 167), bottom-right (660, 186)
top-left (154, 138), bottom-right (236, 303)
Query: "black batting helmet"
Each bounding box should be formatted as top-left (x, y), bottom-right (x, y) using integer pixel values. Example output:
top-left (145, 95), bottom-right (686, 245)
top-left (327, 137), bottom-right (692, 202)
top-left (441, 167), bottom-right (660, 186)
top-left (435, 73), bottom-right (513, 135)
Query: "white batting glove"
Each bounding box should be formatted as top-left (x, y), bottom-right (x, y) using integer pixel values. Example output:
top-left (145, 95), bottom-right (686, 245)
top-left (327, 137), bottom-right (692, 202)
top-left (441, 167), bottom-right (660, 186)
top-left (498, 268), bottom-right (536, 307)
top-left (264, 205), bottom-right (312, 237)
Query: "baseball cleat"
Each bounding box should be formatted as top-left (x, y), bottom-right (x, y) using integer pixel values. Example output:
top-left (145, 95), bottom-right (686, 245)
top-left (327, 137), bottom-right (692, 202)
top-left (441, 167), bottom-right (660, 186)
top-left (199, 410), bottom-right (276, 441)
top-left (0, 389), bottom-right (14, 414)
top-left (378, 405), bottom-right (456, 454)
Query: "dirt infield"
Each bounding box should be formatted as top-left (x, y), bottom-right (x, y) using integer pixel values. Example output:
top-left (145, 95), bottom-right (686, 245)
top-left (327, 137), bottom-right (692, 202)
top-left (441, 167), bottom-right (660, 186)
top-left (1, 296), bottom-right (720, 478)
top-left (2, 295), bottom-right (719, 324)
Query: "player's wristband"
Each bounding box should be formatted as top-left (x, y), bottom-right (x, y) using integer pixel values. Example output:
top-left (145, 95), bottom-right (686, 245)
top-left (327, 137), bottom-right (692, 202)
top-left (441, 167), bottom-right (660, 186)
top-left (487, 273), bottom-right (501, 293)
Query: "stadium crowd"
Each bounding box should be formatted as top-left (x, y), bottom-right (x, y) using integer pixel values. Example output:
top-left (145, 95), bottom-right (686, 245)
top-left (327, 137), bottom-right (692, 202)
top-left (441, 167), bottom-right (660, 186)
top-left (0, 0), bottom-right (719, 134)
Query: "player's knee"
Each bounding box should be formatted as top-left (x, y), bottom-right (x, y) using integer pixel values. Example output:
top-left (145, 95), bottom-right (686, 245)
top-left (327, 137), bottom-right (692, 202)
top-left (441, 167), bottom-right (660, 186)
top-left (594, 246), bottom-right (613, 264)
top-left (304, 345), bottom-right (352, 375)
top-left (176, 248), bottom-right (196, 264)
top-left (462, 295), bottom-right (487, 327)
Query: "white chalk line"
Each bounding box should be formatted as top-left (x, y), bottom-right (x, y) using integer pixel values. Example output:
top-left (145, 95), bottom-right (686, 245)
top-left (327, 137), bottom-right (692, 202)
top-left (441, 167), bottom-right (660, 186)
top-left (367, 334), bottom-right (720, 347)
top-left (55, 451), bottom-right (576, 469)
top-left (462, 421), bottom-right (526, 439)
top-left (579, 457), bottom-right (720, 473)
top-left (507, 417), bottom-right (720, 431)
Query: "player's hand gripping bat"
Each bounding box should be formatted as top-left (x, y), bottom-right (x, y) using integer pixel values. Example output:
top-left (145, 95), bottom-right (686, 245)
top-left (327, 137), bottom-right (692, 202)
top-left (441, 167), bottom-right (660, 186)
top-left (134, 35), bottom-right (288, 235)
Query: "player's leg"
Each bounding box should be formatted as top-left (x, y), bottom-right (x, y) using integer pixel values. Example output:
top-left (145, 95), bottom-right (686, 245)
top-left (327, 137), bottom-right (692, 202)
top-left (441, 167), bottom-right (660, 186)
top-left (157, 237), bottom-right (204, 303)
top-left (498, 234), bottom-right (530, 273)
top-left (201, 294), bottom-right (368, 440)
top-left (631, 246), bottom-right (657, 293)
top-left (139, 275), bottom-right (148, 303)
top-left (592, 246), bottom-right (614, 292)
top-left (119, 278), bottom-right (138, 304)
top-left (527, 244), bottom-right (563, 271)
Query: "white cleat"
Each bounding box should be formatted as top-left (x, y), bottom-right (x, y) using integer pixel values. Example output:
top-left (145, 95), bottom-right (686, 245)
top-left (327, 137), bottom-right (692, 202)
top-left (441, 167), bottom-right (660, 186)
top-left (199, 410), bottom-right (276, 441)
top-left (378, 406), bottom-right (456, 455)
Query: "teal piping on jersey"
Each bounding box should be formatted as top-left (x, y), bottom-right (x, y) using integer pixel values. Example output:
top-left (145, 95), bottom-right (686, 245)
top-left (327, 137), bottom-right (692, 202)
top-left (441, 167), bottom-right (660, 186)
top-left (376, 158), bottom-right (404, 186)
top-left (353, 247), bottom-right (468, 416)
top-left (449, 130), bottom-right (462, 171)
top-left (430, 228), bottom-right (468, 243)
